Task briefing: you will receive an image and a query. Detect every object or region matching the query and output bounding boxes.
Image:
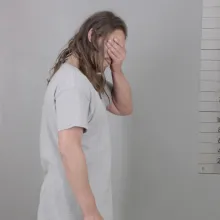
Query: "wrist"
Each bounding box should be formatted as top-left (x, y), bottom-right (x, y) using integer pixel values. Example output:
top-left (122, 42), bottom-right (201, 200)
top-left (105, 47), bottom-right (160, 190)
top-left (83, 203), bottom-right (98, 217)
top-left (79, 192), bottom-right (98, 217)
top-left (111, 69), bottom-right (123, 75)
top-left (84, 210), bottom-right (101, 220)
top-left (84, 210), bottom-right (100, 218)
top-left (84, 210), bottom-right (103, 220)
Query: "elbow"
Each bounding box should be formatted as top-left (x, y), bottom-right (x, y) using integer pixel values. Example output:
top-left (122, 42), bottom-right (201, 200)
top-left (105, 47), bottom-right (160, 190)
top-left (120, 106), bottom-right (133, 116)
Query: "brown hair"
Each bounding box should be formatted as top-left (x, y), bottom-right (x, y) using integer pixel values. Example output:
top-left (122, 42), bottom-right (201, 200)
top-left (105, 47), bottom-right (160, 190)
top-left (49, 11), bottom-right (127, 93)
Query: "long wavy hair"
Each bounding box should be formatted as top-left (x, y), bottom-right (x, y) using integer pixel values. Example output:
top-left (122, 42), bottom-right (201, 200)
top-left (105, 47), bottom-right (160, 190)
top-left (48, 11), bottom-right (127, 94)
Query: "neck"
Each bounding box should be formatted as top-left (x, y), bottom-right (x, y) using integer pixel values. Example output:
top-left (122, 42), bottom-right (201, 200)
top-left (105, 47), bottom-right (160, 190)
top-left (66, 55), bottom-right (79, 68)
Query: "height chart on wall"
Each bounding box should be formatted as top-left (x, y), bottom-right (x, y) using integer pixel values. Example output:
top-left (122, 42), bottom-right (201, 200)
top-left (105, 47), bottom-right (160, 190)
top-left (199, 0), bottom-right (220, 174)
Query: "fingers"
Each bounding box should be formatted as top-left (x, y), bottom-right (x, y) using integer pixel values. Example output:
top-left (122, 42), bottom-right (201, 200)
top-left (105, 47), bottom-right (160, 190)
top-left (106, 37), bottom-right (126, 64)
top-left (107, 47), bottom-right (118, 60)
top-left (106, 39), bottom-right (125, 60)
top-left (108, 48), bottom-right (119, 59)
top-left (113, 38), bottom-right (124, 48)
top-left (107, 40), bottom-right (121, 54)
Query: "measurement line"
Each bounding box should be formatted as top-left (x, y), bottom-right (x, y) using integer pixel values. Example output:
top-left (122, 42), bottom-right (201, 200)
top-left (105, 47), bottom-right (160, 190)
top-left (203, 6), bottom-right (220, 8)
top-left (199, 101), bottom-right (219, 103)
top-left (198, 163), bottom-right (220, 165)
top-left (201, 59), bottom-right (220, 61)
top-left (202, 28), bottom-right (220, 30)
top-left (200, 132), bottom-right (220, 133)
top-left (201, 48), bottom-right (220, 51)
top-left (202, 17), bottom-right (220, 18)
top-left (199, 153), bottom-right (220, 154)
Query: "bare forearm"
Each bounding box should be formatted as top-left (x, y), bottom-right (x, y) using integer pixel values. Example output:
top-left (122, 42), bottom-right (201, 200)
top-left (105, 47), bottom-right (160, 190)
top-left (61, 146), bottom-right (97, 217)
top-left (112, 71), bottom-right (132, 114)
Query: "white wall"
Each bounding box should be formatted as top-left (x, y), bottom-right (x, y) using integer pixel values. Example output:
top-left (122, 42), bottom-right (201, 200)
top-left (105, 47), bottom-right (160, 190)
top-left (1, 0), bottom-right (220, 220)
top-left (125, 0), bottom-right (220, 219)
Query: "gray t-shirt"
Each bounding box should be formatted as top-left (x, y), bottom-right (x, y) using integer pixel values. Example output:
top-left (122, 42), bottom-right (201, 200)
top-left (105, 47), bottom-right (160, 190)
top-left (38, 63), bottom-right (113, 220)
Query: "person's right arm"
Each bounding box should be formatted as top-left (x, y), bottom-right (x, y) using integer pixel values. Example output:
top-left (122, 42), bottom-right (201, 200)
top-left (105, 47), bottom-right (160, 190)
top-left (55, 83), bottom-right (103, 220)
top-left (58, 127), bottom-right (102, 219)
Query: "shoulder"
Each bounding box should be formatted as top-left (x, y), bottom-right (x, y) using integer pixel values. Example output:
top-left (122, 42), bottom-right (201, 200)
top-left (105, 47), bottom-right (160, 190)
top-left (54, 63), bottom-right (92, 99)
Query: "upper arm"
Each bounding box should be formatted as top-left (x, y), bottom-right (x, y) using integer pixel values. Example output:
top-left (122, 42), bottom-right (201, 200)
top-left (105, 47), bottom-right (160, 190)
top-left (102, 81), bottom-right (121, 115)
top-left (55, 83), bottom-right (90, 152)
top-left (56, 85), bottom-right (90, 132)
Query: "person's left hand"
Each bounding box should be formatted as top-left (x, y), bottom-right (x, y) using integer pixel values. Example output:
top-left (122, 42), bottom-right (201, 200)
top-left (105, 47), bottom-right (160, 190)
top-left (106, 38), bottom-right (126, 73)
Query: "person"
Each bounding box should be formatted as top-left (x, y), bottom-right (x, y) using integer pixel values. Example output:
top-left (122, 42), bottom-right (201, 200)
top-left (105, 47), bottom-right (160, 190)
top-left (38, 11), bottom-right (132, 220)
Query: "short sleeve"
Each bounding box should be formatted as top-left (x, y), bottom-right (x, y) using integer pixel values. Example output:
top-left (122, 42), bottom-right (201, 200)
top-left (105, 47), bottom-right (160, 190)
top-left (102, 81), bottom-right (113, 107)
top-left (55, 87), bottom-right (90, 132)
